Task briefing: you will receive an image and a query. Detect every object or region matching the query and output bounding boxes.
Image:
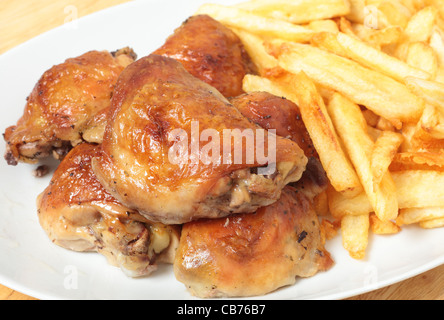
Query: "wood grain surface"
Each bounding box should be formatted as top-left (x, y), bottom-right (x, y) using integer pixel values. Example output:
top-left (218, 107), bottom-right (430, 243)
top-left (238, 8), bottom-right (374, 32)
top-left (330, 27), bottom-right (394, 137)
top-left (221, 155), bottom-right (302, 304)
top-left (0, 0), bottom-right (443, 301)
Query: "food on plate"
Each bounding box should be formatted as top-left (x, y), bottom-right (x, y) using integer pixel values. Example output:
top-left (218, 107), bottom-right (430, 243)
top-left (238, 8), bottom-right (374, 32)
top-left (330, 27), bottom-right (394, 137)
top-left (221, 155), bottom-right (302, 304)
top-left (174, 186), bottom-right (333, 298)
top-left (5, 0), bottom-right (444, 298)
top-left (229, 91), bottom-right (318, 159)
top-left (234, 0), bottom-right (351, 24)
top-left (3, 48), bottom-right (136, 165)
top-left (92, 54), bottom-right (307, 224)
top-left (196, 4), bottom-right (314, 42)
top-left (37, 143), bottom-right (180, 277)
top-left (154, 14), bottom-right (256, 98)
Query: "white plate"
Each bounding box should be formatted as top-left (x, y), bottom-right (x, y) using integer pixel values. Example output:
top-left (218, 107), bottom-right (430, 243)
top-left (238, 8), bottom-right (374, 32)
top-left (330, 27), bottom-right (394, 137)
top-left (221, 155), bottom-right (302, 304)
top-left (1, 0), bottom-right (443, 300)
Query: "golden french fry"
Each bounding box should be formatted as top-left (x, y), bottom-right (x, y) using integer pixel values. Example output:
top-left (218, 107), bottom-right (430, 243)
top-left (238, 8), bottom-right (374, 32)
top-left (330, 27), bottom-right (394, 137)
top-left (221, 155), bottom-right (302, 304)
top-left (327, 93), bottom-right (399, 221)
top-left (196, 4), bottom-right (314, 42)
top-left (404, 6), bottom-right (437, 43)
top-left (405, 77), bottom-right (444, 114)
top-left (311, 31), bottom-right (432, 81)
top-left (327, 184), bottom-right (372, 219)
top-left (345, 0), bottom-right (366, 23)
top-left (370, 213), bottom-right (401, 235)
top-left (416, 104), bottom-right (444, 140)
top-left (429, 29), bottom-right (444, 66)
top-left (377, 0), bottom-right (411, 28)
top-left (307, 19), bottom-right (340, 33)
top-left (328, 170), bottom-right (444, 217)
top-left (419, 217), bottom-right (444, 229)
top-left (371, 131), bottom-right (404, 185)
top-left (270, 41), bottom-right (425, 126)
top-left (393, 170), bottom-right (444, 208)
top-left (232, 29), bottom-right (278, 74)
top-left (235, 0), bottom-right (351, 24)
top-left (397, 206), bottom-right (444, 225)
top-left (275, 72), bottom-right (363, 197)
top-left (406, 42), bottom-right (439, 79)
top-left (242, 74), bottom-right (289, 99)
top-left (337, 17), bottom-right (361, 40)
top-left (367, 126), bottom-right (383, 142)
top-left (341, 214), bottom-right (370, 260)
top-left (352, 24), bottom-right (403, 49)
top-left (404, 105), bottom-right (444, 152)
top-left (390, 152), bottom-right (444, 171)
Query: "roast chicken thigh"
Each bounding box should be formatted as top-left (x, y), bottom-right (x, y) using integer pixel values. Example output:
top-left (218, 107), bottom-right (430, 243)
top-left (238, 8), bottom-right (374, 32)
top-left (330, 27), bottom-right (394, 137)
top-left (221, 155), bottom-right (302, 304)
top-left (92, 54), bottom-right (307, 224)
top-left (4, 48), bottom-right (136, 165)
top-left (173, 91), bottom-right (332, 298)
top-left (154, 14), bottom-right (256, 98)
top-left (175, 186), bottom-right (333, 298)
top-left (37, 142), bottom-right (180, 277)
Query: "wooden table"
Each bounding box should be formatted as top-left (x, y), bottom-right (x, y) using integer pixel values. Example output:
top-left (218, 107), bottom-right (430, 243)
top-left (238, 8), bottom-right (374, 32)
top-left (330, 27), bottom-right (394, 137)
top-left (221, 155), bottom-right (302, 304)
top-left (0, 0), bottom-right (443, 301)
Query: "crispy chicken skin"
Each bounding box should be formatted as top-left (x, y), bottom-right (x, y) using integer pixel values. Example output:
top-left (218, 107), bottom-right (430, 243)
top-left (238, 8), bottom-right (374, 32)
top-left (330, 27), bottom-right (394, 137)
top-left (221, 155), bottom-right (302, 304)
top-left (174, 186), bottom-right (334, 298)
top-left (37, 143), bottom-right (180, 278)
top-left (154, 15), bottom-right (256, 98)
top-left (230, 91), bottom-right (318, 159)
top-left (92, 54), bottom-right (307, 224)
top-left (3, 48), bottom-right (136, 165)
top-left (230, 91), bottom-right (328, 197)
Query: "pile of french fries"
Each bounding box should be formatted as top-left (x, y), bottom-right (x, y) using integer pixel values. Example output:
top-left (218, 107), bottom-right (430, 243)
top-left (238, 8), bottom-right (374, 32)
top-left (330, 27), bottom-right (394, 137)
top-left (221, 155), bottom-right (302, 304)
top-left (197, 0), bottom-right (444, 260)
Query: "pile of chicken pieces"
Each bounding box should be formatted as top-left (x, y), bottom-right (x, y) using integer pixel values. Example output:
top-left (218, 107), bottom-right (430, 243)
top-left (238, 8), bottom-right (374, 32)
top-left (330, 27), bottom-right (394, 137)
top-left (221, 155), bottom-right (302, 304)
top-left (3, 15), bottom-right (333, 298)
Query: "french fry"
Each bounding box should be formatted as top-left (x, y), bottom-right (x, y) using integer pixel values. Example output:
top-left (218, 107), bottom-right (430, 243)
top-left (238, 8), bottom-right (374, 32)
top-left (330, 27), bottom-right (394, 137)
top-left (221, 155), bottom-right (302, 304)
top-left (405, 77), bottom-right (444, 114)
top-left (406, 42), bottom-right (439, 79)
top-left (341, 213), bottom-right (370, 260)
top-left (392, 170), bottom-right (444, 208)
top-left (269, 41), bottom-right (425, 126)
top-left (404, 6), bottom-right (437, 43)
top-left (232, 29), bottom-right (278, 74)
top-left (420, 217), bottom-right (444, 229)
top-left (371, 131), bottom-right (404, 185)
top-left (404, 105), bottom-right (444, 152)
top-left (274, 72), bottom-right (363, 197)
top-left (328, 170), bottom-right (444, 217)
top-left (429, 29), bottom-right (444, 66)
top-left (352, 24), bottom-right (403, 49)
top-left (345, 0), bottom-right (366, 23)
top-left (327, 184), bottom-right (372, 219)
top-left (196, 4), bottom-right (314, 42)
top-left (390, 152), bottom-right (444, 171)
top-left (307, 19), bottom-right (340, 33)
top-left (311, 31), bottom-right (432, 81)
top-left (327, 93), bottom-right (399, 221)
top-left (242, 74), bottom-right (289, 99)
top-left (397, 206), bottom-right (444, 225)
top-left (370, 213), bottom-right (401, 234)
top-left (377, 0), bottom-right (412, 28)
top-left (235, 0), bottom-right (351, 24)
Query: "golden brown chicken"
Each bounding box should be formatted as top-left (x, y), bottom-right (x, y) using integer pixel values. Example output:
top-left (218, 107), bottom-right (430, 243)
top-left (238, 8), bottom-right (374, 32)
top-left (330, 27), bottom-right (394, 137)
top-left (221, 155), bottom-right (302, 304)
top-left (37, 142), bottom-right (180, 278)
top-left (154, 14), bottom-right (256, 98)
top-left (230, 91), bottom-right (328, 197)
top-left (230, 91), bottom-right (318, 159)
top-left (3, 48), bottom-right (136, 166)
top-left (174, 186), bottom-right (334, 298)
top-left (92, 54), bottom-right (307, 225)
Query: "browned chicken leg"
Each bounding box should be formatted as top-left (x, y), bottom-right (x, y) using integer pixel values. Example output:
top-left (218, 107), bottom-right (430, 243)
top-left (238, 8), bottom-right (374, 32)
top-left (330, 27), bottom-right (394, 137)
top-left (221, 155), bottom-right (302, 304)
top-left (92, 54), bottom-right (307, 224)
top-left (37, 143), bottom-right (180, 278)
top-left (173, 90), bottom-right (332, 298)
top-left (154, 14), bottom-right (256, 98)
top-left (230, 91), bottom-right (328, 198)
top-left (4, 48), bottom-right (136, 165)
top-left (174, 186), bottom-right (334, 298)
